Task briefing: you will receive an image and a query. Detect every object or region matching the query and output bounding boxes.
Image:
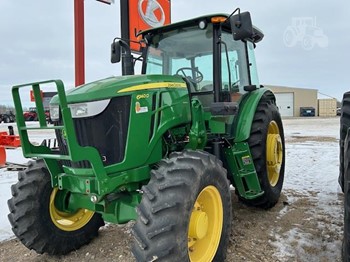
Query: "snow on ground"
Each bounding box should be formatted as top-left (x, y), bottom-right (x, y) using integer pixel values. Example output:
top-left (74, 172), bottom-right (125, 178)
top-left (0, 122), bottom-right (55, 242)
top-left (0, 170), bottom-right (17, 241)
top-left (272, 117), bottom-right (342, 261)
top-left (0, 118), bottom-right (344, 261)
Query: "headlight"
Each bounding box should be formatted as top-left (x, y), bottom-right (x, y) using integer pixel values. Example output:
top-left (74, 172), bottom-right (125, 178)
top-left (49, 104), bottom-right (60, 121)
top-left (69, 103), bottom-right (88, 117)
top-left (68, 99), bottom-right (110, 118)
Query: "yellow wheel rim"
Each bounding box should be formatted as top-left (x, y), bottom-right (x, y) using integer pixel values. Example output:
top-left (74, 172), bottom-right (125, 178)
top-left (188, 186), bottom-right (223, 262)
top-left (49, 188), bottom-right (95, 231)
top-left (266, 121), bottom-right (283, 187)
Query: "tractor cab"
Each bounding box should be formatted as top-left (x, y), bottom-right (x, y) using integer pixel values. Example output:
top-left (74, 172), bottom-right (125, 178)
top-left (113, 11), bottom-right (264, 107)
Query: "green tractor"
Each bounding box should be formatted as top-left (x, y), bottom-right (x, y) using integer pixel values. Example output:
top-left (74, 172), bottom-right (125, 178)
top-left (8, 10), bottom-right (285, 261)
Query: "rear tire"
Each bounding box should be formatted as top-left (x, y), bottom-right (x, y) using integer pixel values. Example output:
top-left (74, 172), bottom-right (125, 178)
top-left (339, 92), bottom-right (350, 192)
top-left (240, 95), bottom-right (285, 208)
top-left (343, 130), bottom-right (350, 261)
top-left (132, 150), bottom-right (232, 262)
top-left (7, 159), bottom-right (104, 255)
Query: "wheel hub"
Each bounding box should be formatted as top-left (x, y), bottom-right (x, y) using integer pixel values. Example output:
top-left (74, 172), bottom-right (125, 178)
top-left (188, 186), bottom-right (223, 262)
top-left (266, 121), bottom-right (283, 187)
top-left (49, 188), bottom-right (95, 231)
top-left (189, 210), bottom-right (209, 240)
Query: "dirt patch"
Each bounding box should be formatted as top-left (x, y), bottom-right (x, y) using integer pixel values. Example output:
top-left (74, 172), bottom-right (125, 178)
top-left (287, 136), bottom-right (338, 143)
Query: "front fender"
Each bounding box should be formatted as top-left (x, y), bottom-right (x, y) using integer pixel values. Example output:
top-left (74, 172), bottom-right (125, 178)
top-left (233, 88), bottom-right (275, 142)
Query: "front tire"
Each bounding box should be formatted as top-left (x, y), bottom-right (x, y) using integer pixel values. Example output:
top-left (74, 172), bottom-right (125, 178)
top-left (7, 160), bottom-right (104, 255)
top-left (241, 95), bottom-right (285, 208)
top-left (132, 150), bottom-right (232, 262)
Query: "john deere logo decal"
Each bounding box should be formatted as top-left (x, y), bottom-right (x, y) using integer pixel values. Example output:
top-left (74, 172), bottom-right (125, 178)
top-left (135, 102), bottom-right (149, 114)
top-left (138, 0), bottom-right (166, 27)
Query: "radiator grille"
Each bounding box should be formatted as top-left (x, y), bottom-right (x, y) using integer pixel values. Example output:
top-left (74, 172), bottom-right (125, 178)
top-left (55, 96), bottom-right (131, 168)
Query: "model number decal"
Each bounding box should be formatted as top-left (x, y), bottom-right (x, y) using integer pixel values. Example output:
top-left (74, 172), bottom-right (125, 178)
top-left (136, 94), bottom-right (150, 100)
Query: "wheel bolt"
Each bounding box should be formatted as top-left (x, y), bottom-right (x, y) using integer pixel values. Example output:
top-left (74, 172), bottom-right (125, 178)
top-left (90, 195), bottom-right (98, 203)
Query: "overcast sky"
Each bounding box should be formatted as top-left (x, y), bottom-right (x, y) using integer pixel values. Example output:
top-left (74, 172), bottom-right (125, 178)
top-left (0, 0), bottom-right (349, 106)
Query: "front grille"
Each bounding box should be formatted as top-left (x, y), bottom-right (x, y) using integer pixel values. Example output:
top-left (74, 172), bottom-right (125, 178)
top-left (55, 96), bottom-right (131, 168)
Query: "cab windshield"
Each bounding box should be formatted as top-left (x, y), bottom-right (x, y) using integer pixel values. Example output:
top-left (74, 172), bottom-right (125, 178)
top-left (144, 23), bottom-right (250, 95)
top-left (145, 25), bottom-right (213, 92)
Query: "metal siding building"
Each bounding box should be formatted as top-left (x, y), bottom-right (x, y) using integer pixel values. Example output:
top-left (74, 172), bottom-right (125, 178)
top-left (265, 85), bottom-right (318, 117)
top-left (318, 98), bottom-right (337, 117)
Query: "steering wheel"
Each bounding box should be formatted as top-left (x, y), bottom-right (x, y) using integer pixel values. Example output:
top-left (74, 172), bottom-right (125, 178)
top-left (175, 67), bottom-right (204, 84)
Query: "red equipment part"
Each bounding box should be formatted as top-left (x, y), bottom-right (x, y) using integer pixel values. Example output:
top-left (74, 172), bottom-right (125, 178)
top-left (0, 146), bottom-right (5, 167)
top-left (0, 132), bottom-right (21, 148)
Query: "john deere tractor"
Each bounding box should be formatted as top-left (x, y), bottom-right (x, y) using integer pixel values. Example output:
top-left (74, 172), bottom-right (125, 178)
top-left (8, 10), bottom-right (285, 261)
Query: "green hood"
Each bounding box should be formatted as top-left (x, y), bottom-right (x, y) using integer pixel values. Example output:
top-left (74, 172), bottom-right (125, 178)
top-left (50, 74), bottom-right (186, 104)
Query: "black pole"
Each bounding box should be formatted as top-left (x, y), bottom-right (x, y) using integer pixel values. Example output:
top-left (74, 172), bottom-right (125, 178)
top-left (120, 0), bottom-right (129, 42)
top-left (213, 23), bottom-right (222, 102)
top-left (119, 40), bottom-right (134, 75)
top-left (120, 0), bottom-right (130, 75)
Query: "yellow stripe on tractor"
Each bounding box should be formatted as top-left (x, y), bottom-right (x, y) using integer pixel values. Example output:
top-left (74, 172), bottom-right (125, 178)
top-left (118, 82), bottom-right (187, 93)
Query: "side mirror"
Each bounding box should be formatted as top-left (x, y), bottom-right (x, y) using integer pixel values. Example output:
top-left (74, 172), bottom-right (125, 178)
top-left (111, 41), bottom-right (121, 63)
top-left (230, 11), bottom-right (254, 41)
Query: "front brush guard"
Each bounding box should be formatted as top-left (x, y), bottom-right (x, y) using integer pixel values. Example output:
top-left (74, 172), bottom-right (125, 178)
top-left (12, 80), bottom-right (108, 191)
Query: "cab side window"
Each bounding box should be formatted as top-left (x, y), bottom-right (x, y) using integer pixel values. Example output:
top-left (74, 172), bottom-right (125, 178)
top-left (247, 41), bottom-right (260, 86)
top-left (221, 32), bottom-right (250, 98)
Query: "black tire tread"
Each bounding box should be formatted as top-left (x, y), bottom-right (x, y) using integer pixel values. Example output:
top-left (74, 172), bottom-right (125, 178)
top-left (132, 150), bottom-right (232, 262)
top-left (343, 130), bottom-right (350, 261)
top-left (239, 93), bottom-right (285, 209)
top-left (7, 160), bottom-right (104, 255)
top-left (339, 92), bottom-right (350, 192)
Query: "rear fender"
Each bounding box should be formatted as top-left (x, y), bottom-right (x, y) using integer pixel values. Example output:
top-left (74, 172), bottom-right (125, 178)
top-left (233, 88), bottom-right (275, 142)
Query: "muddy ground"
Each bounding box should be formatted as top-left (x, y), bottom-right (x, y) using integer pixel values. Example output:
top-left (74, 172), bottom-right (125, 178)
top-left (0, 118), bottom-right (343, 261)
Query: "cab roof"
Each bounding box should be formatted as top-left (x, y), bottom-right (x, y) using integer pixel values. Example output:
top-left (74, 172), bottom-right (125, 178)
top-left (140, 13), bottom-right (230, 36)
top-left (139, 13), bottom-right (264, 43)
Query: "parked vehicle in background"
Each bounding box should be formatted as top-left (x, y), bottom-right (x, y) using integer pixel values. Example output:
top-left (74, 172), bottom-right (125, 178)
top-left (0, 111), bottom-right (15, 123)
top-left (300, 107), bottom-right (315, 117)
top-left (23, 107), bottom-right (37, 121)
top-left (337, 107), bottom-right (341, 116)
top-left (23, 107), bottom-right (51, 123)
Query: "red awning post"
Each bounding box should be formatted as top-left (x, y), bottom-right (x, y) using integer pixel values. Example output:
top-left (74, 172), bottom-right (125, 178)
top-left (0, 146), bottom-right (5, 167)
top-left (74, 0), bottom-right (85, 87)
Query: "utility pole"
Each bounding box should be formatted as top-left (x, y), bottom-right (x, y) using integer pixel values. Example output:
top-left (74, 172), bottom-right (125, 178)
top-left (74, 0), bottom-right (85, 87)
